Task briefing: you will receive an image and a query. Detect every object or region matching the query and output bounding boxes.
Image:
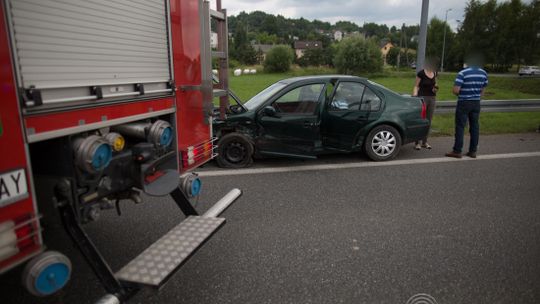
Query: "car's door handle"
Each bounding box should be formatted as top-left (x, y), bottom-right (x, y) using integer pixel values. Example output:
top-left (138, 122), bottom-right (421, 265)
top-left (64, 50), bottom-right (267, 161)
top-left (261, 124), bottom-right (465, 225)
top-left (356, 116), bottom-right (368, 121)
top-left (303, 121), bottom-right (320, 127)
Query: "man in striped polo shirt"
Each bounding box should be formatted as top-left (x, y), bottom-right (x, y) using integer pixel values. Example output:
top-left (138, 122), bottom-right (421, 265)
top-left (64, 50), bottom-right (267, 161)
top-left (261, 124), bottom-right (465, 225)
top-left (445, 57), bottom-right (488, 159)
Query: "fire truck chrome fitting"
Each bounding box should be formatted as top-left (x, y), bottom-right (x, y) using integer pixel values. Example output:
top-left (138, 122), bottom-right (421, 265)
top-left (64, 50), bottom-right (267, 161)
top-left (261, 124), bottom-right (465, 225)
top-left (73, 135), bottom-right (112, 174)
top-left (22, 251), bottom-right (72, 297)
top-left (180, 173), bottom-right (202, 198)
top-left (95, 294), bottom-right (120, 304)
top-left (148, 120), bottom-right (173, 148)
top-left (104, 132), bottom-right (125, 152)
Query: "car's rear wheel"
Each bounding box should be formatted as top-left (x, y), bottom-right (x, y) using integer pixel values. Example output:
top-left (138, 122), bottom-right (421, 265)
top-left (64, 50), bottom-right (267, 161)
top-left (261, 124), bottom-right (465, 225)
top-left (364, 125), bottom-right (402, 161)
top-left (216, 133), bottom-right (254, 168)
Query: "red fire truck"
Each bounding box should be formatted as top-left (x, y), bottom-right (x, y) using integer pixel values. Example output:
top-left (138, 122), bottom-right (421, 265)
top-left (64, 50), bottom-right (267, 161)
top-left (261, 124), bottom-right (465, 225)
top-left (0, 0), bottom-right (237, 302)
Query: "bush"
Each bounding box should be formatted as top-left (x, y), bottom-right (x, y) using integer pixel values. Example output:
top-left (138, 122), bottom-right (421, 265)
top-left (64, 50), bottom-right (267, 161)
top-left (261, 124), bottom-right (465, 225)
top-left (234, 44), bottom-right (258, 65)
top-left (263, 45), bottom-right (294, 73)
top-left (386, 47), bottom-right (400, 66)
top-left (297, 48), bottom-right (335, 67)
top-left (334, 36), bottom-right (383, 75)
top-left (228, 59), bottom-right (241, 69)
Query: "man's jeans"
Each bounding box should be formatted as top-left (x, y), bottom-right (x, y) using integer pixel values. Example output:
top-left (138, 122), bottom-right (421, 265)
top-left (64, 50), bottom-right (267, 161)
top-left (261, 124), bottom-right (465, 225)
top-left (453, 100), bottom-right (480, 153)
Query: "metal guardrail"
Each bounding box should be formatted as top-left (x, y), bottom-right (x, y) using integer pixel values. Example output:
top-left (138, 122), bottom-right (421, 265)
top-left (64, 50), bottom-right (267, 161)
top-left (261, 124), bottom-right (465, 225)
top-left (434, 99), bottom-right (540, 113)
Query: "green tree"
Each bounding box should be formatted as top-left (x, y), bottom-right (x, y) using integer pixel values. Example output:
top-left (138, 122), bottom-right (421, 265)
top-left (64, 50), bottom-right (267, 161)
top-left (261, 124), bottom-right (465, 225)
top-left (456, 0), bottom-right (539, 71)
top-left (256, 32), bottom-right (279, 44)
top-left (522, 0), bottom-right (540, 65)
top-left (264, 45), bottom-right (294, 72)
top-left (236, 45), bottom-right (258, 65)
top-left (386, 47), bottom-right (415, 67)
top-left (426, 17), bottom-right (457, 69)
top-left (363, 22), bottom-right (390, 39)
top-left (297, 47), bottom-right (334, 67)
top-left (333, 36), bottom-right (383, 74)
top-left (335, 21), bottom-right (360, 32)
top-left (232, 21), bottom-right (257, 65)
top-left (386, 47), bottom-right (401, 66)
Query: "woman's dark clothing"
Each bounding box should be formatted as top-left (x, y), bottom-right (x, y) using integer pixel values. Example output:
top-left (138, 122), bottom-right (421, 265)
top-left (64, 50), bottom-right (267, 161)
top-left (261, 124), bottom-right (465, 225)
top-left (416, 69), bottom-right (437, 145)
top-left (417, 70), bottom-right (437, 97)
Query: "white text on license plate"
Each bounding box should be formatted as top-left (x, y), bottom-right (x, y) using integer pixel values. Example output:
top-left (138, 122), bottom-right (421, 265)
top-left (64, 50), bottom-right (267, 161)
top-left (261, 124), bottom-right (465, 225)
top-left (0, 169), bottom-right (28, 207)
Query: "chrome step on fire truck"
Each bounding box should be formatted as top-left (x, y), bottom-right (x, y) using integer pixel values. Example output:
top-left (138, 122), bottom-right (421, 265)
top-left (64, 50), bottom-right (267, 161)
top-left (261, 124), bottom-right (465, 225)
top-left (0, 0), bottom-right (235, 302)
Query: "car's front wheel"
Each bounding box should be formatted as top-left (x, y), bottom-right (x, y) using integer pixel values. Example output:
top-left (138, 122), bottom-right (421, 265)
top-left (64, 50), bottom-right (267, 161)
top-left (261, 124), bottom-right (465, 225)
top-left (216, 133), bottom-right (254, 168)
top-left (364, 125), bottom-right (402, 161)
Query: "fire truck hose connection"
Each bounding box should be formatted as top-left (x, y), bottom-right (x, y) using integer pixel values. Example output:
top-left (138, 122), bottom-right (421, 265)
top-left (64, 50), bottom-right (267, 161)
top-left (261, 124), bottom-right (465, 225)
top-left (73, 135), bottom-right (113, 174)
top-left (111, 120), bottom-right (173, 148)
top-left (148, 120), bottom-right (173, 148)
top-left (104, 132), bottom-right (125, 152)
top-left (180, 173), bottom-right (202, 198)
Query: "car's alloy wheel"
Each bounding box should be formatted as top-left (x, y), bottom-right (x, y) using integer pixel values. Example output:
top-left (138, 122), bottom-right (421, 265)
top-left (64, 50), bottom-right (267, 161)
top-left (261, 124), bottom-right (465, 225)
top-left (371, 130), bottom-right (397, 157)
top-left (216, 133), bottom-right (254, 168)
top-left (364, 125), bottom-right (402, 161)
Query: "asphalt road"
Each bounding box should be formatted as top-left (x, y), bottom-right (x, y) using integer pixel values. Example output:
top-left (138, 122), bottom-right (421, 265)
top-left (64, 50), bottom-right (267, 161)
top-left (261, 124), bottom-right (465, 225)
top-left (1, 133), bottom-right (540, 304)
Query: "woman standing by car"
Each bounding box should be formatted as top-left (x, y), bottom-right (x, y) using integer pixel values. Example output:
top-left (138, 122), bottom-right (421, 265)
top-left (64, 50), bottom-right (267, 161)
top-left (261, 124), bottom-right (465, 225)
top-left (412, 58), bottom-right (438, 150)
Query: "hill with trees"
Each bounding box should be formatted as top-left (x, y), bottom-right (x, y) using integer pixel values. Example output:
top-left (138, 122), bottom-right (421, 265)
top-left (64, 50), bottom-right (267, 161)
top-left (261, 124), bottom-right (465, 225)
top-left (227, 0), bottom-right (540, 73)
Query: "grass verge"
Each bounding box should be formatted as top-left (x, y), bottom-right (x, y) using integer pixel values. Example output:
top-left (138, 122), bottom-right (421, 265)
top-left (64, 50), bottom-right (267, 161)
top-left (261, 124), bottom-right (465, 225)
top-left (431, 112), bottom-right (540, 136)
top-left (229, 71), bottom-right (540, 102)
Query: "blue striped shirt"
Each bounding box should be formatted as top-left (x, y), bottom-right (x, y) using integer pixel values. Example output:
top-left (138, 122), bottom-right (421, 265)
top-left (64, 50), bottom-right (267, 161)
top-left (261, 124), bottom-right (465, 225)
top-left (454, 67), bottom-right (488, 101)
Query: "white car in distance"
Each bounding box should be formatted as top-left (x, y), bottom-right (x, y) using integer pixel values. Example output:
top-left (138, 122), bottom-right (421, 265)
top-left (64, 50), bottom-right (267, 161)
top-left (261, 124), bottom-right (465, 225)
top-left (518, 65), bottom-right (540, 76)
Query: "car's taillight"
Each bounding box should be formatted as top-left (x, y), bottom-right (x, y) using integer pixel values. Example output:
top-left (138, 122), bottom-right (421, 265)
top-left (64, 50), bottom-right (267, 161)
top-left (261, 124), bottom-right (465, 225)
top-left (420, 100), bottom-right (427, 119)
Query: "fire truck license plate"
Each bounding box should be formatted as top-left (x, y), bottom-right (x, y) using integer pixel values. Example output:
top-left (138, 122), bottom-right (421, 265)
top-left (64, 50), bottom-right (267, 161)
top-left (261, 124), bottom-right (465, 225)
top-left (0, 169), bottom-right (28, 207)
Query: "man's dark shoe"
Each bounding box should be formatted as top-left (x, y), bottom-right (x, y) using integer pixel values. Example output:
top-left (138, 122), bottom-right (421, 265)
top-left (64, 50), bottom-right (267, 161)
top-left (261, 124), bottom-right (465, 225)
top-left (466, 152), bottom-right (477, 158)
top-left (445, 151), bottom-right (462, 158)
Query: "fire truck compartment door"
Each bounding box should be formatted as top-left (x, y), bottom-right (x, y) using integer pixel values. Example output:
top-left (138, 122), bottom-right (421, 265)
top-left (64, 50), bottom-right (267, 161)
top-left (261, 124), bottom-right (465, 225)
top-left (6, 0), bottom-right (173, 108)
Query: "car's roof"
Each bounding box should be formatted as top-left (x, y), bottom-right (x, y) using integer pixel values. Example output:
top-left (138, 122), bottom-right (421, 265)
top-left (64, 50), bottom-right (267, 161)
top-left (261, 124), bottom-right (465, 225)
top-left (278, 75), bottom-right (366, 84)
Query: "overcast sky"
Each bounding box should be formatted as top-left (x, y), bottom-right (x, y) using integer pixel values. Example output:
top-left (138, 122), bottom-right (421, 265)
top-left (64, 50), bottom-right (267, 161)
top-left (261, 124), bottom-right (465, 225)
top-left (211, 0), bottom-right (518, 31)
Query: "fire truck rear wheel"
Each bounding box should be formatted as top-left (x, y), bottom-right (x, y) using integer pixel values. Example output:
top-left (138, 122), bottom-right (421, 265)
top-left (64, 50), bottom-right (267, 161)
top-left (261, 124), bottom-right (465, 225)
top-left (216, 133), bottom-right (254, 168)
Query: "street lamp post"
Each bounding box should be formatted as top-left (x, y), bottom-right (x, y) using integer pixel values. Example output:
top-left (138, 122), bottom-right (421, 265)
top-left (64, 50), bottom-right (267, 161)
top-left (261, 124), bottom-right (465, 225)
top-left (441, 8), bottom-right (452, 72)
top-left (416, 0), bottom-right (429, 73)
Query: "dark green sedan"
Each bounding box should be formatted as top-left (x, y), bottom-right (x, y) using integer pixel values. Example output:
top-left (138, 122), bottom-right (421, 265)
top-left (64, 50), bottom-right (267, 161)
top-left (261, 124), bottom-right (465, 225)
top-left (213, 75), bottom-right (429, 168)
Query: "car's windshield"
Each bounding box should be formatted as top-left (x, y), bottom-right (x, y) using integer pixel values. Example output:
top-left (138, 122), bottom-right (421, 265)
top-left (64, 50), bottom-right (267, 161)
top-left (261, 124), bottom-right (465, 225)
top-left (243, 82), bottom-right (287, 111)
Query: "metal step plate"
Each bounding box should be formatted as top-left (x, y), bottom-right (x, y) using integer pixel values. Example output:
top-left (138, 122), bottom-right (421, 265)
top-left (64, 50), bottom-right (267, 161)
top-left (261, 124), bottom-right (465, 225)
top-left (116, 216), bottom-right (225, 287)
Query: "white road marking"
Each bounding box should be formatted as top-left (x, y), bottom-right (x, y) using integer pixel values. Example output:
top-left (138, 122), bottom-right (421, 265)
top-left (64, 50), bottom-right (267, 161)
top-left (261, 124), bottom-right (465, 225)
top-left (198, 152), bottom-right (540, 177)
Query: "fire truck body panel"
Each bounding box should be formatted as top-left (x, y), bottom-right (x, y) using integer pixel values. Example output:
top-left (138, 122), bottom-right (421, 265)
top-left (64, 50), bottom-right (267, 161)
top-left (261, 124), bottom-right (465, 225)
top-left (0, 0), bottom-right (235, 300)
top-left (171, 0), bottom-right (215, 170)
top-left (3, 0), bottom-right (214, 170)
top-left (0, 0), bottom-right (42, 273)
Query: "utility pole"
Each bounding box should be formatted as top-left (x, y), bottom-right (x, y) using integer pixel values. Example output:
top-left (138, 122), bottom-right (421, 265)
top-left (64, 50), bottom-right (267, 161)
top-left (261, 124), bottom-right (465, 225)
top-left (441, 8), bottom-right (452, 72)
top-left (416, 0), bottom-right (429, 73)
top-left (397, 24), bottom-right (403, 69)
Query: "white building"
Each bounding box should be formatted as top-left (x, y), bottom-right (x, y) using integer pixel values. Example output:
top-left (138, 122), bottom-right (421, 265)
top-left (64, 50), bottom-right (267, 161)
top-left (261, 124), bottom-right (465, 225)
top-left (333, 30), bottom-right (343, 41)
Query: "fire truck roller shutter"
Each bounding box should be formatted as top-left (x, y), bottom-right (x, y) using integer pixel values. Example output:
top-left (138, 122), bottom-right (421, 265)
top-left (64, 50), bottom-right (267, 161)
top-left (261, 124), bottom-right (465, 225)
top-left (6, 0), bottom-right (173, 108)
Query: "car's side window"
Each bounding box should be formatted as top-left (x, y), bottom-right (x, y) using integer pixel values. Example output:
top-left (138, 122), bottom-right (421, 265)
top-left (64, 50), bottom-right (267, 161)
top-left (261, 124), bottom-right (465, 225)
top-left (361, 87), bottom-right (382, 111)
top-left (272, 83), bottom-right (324, 114)
top-left (329, 82), bottom-right (365, 111)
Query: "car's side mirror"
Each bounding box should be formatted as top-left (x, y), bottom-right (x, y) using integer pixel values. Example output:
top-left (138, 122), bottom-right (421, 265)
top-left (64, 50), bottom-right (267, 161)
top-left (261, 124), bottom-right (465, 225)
top-left (263, 106), bottom-right (278, 117)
